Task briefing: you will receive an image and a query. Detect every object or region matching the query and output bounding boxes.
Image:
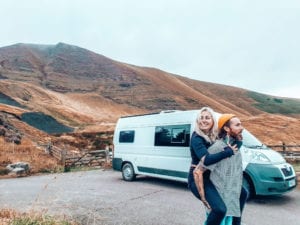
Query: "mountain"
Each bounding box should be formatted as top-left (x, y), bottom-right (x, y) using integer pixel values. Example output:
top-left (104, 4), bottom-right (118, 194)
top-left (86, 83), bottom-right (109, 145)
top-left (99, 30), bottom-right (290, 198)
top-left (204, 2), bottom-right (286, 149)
top-left (0, 43), bottom-right (299, 155)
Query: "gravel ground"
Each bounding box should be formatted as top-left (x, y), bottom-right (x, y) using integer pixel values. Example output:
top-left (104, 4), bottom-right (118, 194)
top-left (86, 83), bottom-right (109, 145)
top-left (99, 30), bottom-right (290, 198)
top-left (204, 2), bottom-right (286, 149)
top-left (0, 169), bottom-right (299, 225)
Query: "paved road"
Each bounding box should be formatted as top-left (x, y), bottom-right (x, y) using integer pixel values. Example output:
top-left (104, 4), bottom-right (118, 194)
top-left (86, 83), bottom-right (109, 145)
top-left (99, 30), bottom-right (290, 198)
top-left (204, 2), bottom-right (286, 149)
top-left (0, 169), bottom-right (299, 225)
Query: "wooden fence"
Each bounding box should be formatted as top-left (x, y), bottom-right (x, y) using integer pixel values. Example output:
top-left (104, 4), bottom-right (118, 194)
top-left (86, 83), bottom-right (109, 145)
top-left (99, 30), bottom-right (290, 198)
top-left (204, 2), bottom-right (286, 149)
top-left (267, 144), bottom-right (300, 151)
top-left (267, 144), bottom-right (300, 162)
top-left (46, 144), bottom-right (111, 168)
top-left (64, 149), bottom-right (110, 168)
top-left (44, 143), bottom-right (300, 166)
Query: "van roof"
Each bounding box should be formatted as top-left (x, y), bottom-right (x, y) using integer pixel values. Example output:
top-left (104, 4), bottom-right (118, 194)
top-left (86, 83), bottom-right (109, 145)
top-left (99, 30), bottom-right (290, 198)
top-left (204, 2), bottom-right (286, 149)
top-left (116, 110), bottom-right (200, 129)
top-left (120, 110), bottom-right (182, 118)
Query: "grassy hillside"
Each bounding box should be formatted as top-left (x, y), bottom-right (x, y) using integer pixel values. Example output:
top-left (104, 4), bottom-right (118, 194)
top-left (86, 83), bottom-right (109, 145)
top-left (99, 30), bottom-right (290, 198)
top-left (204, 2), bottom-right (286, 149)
top-left (248, 91), bottom-right (300, 114)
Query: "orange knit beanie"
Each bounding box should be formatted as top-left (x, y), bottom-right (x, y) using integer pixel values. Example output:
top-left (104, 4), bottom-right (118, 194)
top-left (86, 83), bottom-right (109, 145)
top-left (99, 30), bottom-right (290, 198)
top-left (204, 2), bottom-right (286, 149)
top-left (218, 114), bottom-right (236, 129)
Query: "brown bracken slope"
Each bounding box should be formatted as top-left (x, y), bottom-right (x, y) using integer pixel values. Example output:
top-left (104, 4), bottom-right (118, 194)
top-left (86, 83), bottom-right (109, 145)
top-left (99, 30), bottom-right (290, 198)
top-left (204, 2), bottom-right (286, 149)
top-left (0, 43), bottom-right (299, 173)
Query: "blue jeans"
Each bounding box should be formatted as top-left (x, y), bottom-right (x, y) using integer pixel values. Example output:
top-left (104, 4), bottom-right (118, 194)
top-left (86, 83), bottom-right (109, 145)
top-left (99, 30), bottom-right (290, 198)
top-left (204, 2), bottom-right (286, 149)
top-left (188, 168), bottom-right (248, 225)
top-left (188, 169), bottom-right (226, 225)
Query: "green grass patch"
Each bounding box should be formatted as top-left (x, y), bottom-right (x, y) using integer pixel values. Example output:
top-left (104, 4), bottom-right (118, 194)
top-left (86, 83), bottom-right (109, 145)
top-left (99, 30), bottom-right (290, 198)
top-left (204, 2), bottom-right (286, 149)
top-left (0, 167), bottom-right (9, 175)
top-left (38, 165), bottom-right (65, 174)
top-left (64, 166), bottom-right (102, 173)
top-left (247, 91), bottom-right (300, 114)
top-left (0, 92), bottom-right (24, 108)
top-left (21, 112), bottom-right (74, 134)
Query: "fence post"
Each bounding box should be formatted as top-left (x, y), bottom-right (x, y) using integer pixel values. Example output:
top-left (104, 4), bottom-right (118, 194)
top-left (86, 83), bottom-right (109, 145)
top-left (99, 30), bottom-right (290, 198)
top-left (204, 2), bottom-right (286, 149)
top-left (282, 141), bottom-right (286, 153)
top-left (45, 141), bottom-right (52, 154)
top-left (105, 145), bottom-right (109, 163)
top-left (61, 149), bottom-right (66, 165)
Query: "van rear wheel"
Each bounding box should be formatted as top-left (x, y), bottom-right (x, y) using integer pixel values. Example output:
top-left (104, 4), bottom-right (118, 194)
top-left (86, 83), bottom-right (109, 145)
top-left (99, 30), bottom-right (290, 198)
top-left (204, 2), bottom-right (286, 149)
top-left (122, 163), bottom-right (136, 181)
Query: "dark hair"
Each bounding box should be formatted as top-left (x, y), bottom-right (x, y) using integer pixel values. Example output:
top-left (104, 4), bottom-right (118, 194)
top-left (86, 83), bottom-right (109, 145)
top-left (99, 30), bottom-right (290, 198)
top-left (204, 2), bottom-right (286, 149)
top-left (218, 119), bottom-right (231, 139)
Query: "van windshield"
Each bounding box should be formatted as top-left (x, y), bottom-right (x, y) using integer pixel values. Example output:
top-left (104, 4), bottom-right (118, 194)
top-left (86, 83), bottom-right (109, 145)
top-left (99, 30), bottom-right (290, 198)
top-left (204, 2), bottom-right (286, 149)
top-left (242, 130), bottom-right (267, 149)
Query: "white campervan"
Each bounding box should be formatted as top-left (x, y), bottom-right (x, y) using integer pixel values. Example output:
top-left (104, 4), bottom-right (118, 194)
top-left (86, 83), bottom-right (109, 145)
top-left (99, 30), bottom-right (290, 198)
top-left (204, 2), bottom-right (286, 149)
top-left (112, 110), bottom-right (297, 197)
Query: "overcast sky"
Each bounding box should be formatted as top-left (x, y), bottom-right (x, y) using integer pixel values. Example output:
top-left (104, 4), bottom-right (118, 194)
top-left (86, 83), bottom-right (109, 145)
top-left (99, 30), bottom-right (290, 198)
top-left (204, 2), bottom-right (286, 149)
top-left (1, 0), bottom-right (299, 98)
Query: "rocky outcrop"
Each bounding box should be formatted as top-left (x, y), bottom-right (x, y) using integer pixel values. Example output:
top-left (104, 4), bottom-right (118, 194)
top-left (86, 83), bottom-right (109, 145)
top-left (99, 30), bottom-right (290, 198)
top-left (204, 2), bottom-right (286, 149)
top-left (6, 162), bottom-right (30, 175)
top-left (0, 113), bottom-right (22, 144)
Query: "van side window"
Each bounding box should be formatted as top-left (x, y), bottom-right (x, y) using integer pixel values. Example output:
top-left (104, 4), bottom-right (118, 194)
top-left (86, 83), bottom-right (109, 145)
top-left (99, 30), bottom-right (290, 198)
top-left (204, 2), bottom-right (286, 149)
top-left (119, 130), bottom-right (135, 143)
top-left (155, 124), bottom-right (190, 147)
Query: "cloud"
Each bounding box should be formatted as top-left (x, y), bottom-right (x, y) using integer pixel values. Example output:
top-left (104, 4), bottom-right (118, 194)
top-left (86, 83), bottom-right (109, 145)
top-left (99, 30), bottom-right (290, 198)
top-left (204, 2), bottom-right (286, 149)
top-left (0, 0), bottom-right (299, 98)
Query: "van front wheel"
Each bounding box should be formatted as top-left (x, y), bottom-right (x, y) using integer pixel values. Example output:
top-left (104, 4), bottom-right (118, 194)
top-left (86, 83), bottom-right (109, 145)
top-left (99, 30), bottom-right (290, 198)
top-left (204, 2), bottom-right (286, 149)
top-left (122, 163), bottom-right (136, 181)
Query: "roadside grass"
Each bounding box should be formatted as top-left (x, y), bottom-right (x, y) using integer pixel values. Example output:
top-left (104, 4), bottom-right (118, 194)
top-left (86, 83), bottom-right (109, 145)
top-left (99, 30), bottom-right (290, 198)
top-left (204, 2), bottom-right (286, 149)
top-left (64, 165), bottom-right (101, 173)
top-left (0, 209), bottom-right (79, 225)
top-left (291, 161), bottom-right (300, 172)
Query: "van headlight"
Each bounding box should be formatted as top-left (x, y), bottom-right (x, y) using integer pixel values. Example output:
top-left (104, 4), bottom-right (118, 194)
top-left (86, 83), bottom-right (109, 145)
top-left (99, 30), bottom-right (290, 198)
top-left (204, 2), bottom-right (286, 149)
top-left (246, 150), bottom-right (271, 164)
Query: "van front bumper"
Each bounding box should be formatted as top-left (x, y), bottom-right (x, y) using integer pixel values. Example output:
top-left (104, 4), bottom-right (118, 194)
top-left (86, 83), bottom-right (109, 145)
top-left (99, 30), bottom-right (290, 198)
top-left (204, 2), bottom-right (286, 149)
top-left (245, 163), bottom-right (297, 196)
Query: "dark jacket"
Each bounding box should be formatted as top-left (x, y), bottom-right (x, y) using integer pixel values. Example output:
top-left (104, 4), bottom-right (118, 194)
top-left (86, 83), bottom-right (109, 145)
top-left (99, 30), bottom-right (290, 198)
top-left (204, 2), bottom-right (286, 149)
top-left (190, 131), bottom-right (211, 165)
top-left (190, 131), bottom-right (234, 167)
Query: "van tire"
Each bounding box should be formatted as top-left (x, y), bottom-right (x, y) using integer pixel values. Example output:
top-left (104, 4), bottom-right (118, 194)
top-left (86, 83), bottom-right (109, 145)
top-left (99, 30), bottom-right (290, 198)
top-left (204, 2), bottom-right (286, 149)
top-left (243, 175), bottom-right (255, 199)
top-left (122, 163), bottom-right (136, 181)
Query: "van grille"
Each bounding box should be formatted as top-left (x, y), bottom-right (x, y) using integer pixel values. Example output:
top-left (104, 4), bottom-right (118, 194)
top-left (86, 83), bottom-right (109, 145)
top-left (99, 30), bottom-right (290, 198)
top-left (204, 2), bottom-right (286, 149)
top-left (281, 166), bottom-right (293, 177)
